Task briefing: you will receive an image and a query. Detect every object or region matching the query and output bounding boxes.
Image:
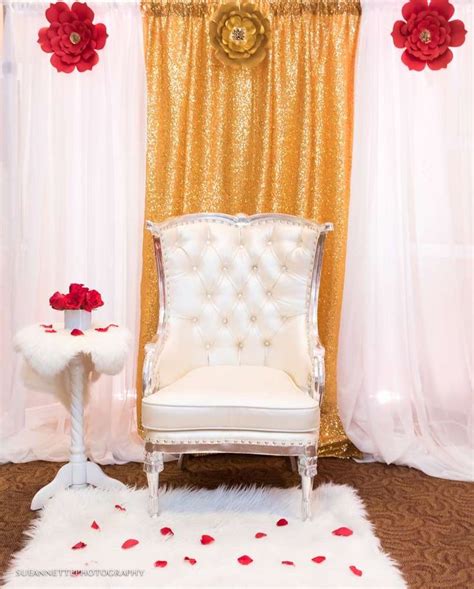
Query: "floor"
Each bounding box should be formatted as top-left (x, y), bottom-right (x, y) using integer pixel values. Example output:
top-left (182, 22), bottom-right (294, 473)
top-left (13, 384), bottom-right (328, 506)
top-left (0, 456), bottom-right (472, 588)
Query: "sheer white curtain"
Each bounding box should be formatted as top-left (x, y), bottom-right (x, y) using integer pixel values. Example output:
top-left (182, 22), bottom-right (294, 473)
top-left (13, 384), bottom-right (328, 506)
top-left (0, 1), bottom-right (146, 463)
top-left (339, 0), bottom-right (473, 480)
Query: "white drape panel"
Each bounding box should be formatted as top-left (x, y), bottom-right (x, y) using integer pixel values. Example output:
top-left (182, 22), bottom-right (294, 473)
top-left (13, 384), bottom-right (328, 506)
top-left (0, 2), bottom-right (146, 463)
top-left (339, 0), bottom-right (473, 480)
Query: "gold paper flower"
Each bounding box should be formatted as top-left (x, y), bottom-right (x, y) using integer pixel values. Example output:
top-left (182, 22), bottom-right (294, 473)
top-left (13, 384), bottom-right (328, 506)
top-left (209, 2), bottom-right (271, 68)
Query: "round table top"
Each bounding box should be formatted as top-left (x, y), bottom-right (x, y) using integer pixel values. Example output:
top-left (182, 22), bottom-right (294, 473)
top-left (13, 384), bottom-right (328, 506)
top-left (14, 323), bottom-right (132, 378)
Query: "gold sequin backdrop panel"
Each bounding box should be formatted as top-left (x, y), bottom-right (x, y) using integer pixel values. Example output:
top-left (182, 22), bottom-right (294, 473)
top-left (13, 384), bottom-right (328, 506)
top-left (139, 0), bottom-right (360, 456)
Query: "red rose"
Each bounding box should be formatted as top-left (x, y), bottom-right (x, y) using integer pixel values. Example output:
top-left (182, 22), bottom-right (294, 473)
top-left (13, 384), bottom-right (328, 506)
top-left (83, 289), bottom-right (104, 311)
top-left (392, 0), bottom-right (467, 71)
top-left (37, 2), bottom-right (108, 74)
top-left (49, 291), bottom-right (67, 310)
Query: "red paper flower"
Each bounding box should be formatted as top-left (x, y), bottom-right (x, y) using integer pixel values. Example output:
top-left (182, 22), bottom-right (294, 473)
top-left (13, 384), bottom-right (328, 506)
top-left (350, 565), bottom-right (363, 577)
top-left (332, 526), bottom-right (353, 537)
top-left (237, 555), bottom-right (253, 565)
top-left (276, 518), bottom-right (288, 527)
top-left (38, 2), bottom-right (108, 73)
top-left (392, 0), bottom-right (467, 70)
top-left (154, 560), bottom-right (168, 568)
top-left (184, 556), bottom-right (197, 565)
top-left (121, 538), bottom-right (139, 549)
top-left (200, 534), bottom-right (215, 545)
top-left (312, 556), bottom-right (326, 564)
top-left (83, 289), bottom-right (104, 311)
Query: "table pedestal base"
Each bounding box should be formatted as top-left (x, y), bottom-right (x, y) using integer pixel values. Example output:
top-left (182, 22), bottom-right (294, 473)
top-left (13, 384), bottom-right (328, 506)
top-left (31, 461), bottom-right (126, 510)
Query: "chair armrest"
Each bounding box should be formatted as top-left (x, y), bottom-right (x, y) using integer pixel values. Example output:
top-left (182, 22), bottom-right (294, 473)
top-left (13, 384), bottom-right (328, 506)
top-left (312, 341), bottom-right (326, 408)
top-left (142, 336), bottom-right (158, 398)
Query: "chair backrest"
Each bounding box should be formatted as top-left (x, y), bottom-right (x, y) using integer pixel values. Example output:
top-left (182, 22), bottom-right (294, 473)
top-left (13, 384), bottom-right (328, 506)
top-left (147, 213), bottom-right (332, 393)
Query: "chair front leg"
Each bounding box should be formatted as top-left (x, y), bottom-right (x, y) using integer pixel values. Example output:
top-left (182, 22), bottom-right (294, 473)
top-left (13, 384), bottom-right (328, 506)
top-left (143, 443), bottom-right (164, 518)
top-left (298, 453), bottom-right (318, 521)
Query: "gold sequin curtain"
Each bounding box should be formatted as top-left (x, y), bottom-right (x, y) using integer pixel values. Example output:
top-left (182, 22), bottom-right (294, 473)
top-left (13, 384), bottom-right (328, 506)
top-left (138, 0), bottom-right (360, 456)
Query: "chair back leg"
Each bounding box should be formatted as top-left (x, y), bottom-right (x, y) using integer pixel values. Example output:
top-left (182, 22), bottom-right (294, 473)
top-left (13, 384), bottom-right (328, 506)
top-left (144, 445), bottom-right (164, 517)
top-left (298, 454), bottom-right (318, 521)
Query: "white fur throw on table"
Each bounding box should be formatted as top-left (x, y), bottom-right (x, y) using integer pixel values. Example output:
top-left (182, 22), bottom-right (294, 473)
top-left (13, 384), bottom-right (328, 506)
top-left (14, 324), bottom-right (131, 407)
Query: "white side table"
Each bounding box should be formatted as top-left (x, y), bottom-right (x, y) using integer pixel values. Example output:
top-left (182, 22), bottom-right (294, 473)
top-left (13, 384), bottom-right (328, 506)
top-left (14, 324), bottom-right (132, 510)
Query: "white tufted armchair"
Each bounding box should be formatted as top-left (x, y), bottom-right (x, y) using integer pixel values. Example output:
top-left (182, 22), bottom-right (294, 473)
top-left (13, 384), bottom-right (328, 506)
top-left (142, 213), bottom-right (332, 520)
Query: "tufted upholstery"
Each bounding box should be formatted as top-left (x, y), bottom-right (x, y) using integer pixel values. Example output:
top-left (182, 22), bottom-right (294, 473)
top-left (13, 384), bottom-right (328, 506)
top-left (146, 214), bottom-right (325, 397)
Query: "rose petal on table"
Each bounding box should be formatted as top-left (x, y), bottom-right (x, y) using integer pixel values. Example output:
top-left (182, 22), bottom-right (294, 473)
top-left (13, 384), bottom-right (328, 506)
top-left (184, 556), bottom-right (197, 565)
top-left (154, 560), bottom-right (167, 568)
top-left (237, 555), bottom-right (253, 565)
top-left (160, 527), bottom-right (174, 537)
top-left (91, 521), bottom-right (100, 530)
top-left (332, 527), bottom-right (353, 537)
top-left (121, 539), bottom-right (139, 549)
top-left (95, 324), bottom-right (119, 332)
top-left (44, 329), bottom-right (57, 333)
top-left (255, 532), bottom-right (267, 539)
top-left (200, 534), bottom-right (215, 545)
top-left (350, 565), bottom-right (363, 576)
top-left (311, 556), bottom-right (326, 564)
top-left (282, 560), bottom-right (295, 566)
top-left (115, 504), bottom-right (126, 511)
top-left (71, 541), bottom-right (86, 550)
top-left (70, 329), bottom-right (84, 336)
top-left (276, 518), bottom-right (288, 527)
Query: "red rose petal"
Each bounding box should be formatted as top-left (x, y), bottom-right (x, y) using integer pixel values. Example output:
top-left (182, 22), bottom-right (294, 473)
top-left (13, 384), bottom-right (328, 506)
top-left (115, 504), bottom-right (126, 511)
top-left (160, 527), bottom-right (174, 537)
top-left (282, 560), bottom-right (295, 566)
top-left (200, 534), bottom-right (215, 545)
top-left (71, 570), bottom-right (81, 577)
top-left (40, 324), bottom-right (52, 328)
top-left (154, 560), bottom-right (167, 568)
top-left (312, 556), bottom-right (326, 564)
top-left (70, 329), bottom-right (84, 336)
top-left (332, 526), bottom-right (353, 537)
top-left (276, 518), bottom-right (288, 527)
top-left (71, 541), bottom-right (86, 550)
top-left (350, 565), bottom-right (363, 577)
top-left (91, 521), bottom-right (100, 530)
top-left (121, 539), bottom-right (139, 549)
top-left (255, 532), bottom-right (267, 539)
top-left (237, 555), bottom-right (253, 565)
top-left (184, 556), bottom-right (197, 565)
top-left (95, 324), bottom-right (119, 332)
top-left (44, 329), bottom-right (57, 333)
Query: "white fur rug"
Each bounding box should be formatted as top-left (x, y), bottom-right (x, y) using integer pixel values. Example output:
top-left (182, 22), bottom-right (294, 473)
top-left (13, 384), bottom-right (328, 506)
top-left (4, 484), bottom-right (406, 588)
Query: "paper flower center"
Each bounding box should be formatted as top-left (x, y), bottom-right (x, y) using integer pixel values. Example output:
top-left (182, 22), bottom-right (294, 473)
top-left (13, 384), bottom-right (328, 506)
top-left (231, 26), bottom-right (246, 43)
top-left (69, 32), bottom-right (81, 45)
top-left (419, 29), bottom-right (431, 44)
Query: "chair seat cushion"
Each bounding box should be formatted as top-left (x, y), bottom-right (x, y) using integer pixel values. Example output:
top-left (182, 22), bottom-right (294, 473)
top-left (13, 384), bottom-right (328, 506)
top-left (142, 365), bottom-right (318, 433)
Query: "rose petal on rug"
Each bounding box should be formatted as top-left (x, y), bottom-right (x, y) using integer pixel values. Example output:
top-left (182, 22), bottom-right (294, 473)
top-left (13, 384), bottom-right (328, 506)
top-left (276, 518), bottom-right (288, 526)
top-left (255, 532), bottom-right (267, 538)
top-left (160, 527), bottom-right (174, 537)
top-left (200, 534), bottom-right (214, 545)
top-left (154, 560), bottom-right (168, 568)
top-left (312, 555), bottom-right (326, 564)
top-left (282, 560), bottom-right (295, 566)
top-left (114, 504), bottom-right (126, 511)
top-left (350, 565), bottom-right (363, 576)
top-left (121, 538), bottom-right (139, 549)
top-left (333, 526), bottom-right (353, 536)
top-left (4, 484), bottom-right (406, 587)
top-left (71, 541), bottom-right (86, 550)
top-left (237, 555), bottom-right (253, 565)
top-left (90, 520), bottom-right (100, 530)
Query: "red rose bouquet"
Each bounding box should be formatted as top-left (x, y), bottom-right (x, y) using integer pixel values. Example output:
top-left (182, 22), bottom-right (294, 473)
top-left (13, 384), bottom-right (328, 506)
top-left (49, 283), bottom-right (104, 312)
